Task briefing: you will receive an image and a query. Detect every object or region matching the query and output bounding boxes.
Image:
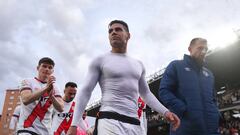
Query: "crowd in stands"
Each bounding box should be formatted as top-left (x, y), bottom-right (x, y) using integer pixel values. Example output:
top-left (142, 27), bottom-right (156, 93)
top-left (145, 88), bottom-right (240, 135)
top-left (217, 89), bottom-right (240, 109)
top-left (219, 110), bottom-right (240, 135)
top-left (146, 112), bottom-right (169, 135)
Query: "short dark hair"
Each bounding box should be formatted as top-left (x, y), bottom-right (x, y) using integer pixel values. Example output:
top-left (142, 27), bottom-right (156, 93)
top-left (38, 57), bottom-right (55, 66)
top-left (109, 20), bottom-right (129, 32)
top-left (189, 38), bottom-right (207, 47)
top-left (65, 82), bottom-right (77, 88)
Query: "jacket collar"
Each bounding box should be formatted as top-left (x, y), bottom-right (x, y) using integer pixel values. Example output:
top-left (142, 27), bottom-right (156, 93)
top-left (184, 54), bottom-right (206, 71)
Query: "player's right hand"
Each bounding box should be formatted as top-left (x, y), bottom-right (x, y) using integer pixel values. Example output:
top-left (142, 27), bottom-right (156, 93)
top-left (67, 126), bottom-right (77, 135)
top-left (45, 75), bottom-right (56, 93)
top-left (86, 128), bottom-right (94, 135)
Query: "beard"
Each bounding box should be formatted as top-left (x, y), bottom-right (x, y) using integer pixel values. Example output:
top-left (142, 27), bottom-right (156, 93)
top-left (110, 38), bottom-right (128, 48)
top-left (65, 97), bottom-right (74, 102)
top-left (192, 56), bottom-right (205, 67)
top-left (111, 43), bottom-right (123, 48)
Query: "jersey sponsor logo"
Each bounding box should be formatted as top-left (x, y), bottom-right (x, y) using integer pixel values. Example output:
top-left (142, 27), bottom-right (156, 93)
top-left (57, 112), bottom-right (73, 119)
top-left (54, 102), bottom-right (75, 135)
top-left (23, 92), bottom-right (52, 128)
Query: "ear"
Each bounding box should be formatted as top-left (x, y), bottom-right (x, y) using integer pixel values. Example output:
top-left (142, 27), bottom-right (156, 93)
top-left (37, 65), bottom-right (39, 71)
top-left (127, 33), bottom-right (131, 40)
top-left (188, 46), bottom-right (191, 53)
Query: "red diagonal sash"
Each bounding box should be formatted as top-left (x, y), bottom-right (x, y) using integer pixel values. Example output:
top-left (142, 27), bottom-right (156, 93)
top-left (54, 102), bottom-right (75, 135)
top-left (24, 92), bottom-right (52, 128)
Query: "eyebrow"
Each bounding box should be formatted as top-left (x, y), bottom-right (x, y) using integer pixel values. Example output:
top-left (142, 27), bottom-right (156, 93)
top-left (108, 27), bottom-right (123, 33)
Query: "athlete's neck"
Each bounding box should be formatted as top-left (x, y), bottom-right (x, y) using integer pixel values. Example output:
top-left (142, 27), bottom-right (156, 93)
top-left (37, 75), bottom-right (47, 83)
top-left (111, 49), bottom-right (126, 54)
top-left (63, 96), bottom-right (72, 103)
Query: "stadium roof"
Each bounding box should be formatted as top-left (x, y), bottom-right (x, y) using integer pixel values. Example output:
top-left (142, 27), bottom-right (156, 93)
top-left (206, 41), bottom-right (240, 91)
top-left (149, 40), bottom-right (240, 96)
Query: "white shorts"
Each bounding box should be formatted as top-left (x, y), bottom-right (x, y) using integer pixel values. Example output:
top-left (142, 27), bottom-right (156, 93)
top-left (97, 118), bottom-right (145, 135)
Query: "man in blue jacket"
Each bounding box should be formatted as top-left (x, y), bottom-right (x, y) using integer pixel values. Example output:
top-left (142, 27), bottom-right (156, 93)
top-left (159, 38), bottom-right (220, 135)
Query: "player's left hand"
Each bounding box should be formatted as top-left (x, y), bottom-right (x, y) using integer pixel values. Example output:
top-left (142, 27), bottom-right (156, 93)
top-left (164, 111), bottom-right (180, 131)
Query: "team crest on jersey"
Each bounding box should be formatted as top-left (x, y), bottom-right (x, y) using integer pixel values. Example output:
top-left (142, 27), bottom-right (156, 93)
top-left (202, 70), bottom-right (209, 77)
top-left (184, 67), bottom-right (191, 71)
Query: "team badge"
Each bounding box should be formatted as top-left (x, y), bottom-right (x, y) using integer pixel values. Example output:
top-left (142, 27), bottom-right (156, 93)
top-left (184, 67), bottom-right (191, 71)
top-left (202, 70), bottom-right (209, 77)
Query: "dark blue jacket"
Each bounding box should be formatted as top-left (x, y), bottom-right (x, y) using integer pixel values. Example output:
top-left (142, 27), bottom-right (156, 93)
top-left (159, 55), bottom-right (220, 135)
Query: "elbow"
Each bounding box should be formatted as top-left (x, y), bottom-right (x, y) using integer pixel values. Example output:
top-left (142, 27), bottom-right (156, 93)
top-left (58, 103), bottom-right (64, 112)
top-left (22, 100), bottom-right (30, 106)
top-left (55, 106), bottom-right (64, 112)
top-left (59, 106), bottom-right (64, 112)
top-left (22, 98), bottom-right (31, 106)
top-left (53, 97), bottom-right (64, 112)
top-left (58, 108), bottom-right (64, 112)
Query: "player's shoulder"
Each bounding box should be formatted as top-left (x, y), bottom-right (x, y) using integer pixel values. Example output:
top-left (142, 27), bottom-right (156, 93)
top-left (20, 78), bottom-right (34, 87)
top-left (91, 52), bottom-right (119, 67)
top-left (21, 78), bottom-right (34, 82)
top-left (13, 105), bottom-right (21, 114)
top-left (91, 53), bottom-right (107, 63)
top-left (123, 54), bottom-right (141, 63)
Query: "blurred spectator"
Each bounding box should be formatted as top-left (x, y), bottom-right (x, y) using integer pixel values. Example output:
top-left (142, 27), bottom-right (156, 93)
top-left (219, 110), bottom-right (240, 135)
top-left (217, 89), bottom-right (240, 108)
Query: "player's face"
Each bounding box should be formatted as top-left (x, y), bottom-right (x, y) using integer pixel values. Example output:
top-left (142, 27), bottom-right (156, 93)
top-left (108, 23), bottom-right (130, 50)
top-left (82, 111), bottom-right (87, 120)
top-left (189, 41), bottom-right (208, 63)
top-left (37, 63), bottom-right (54, 78)
top-left (64, 86), bottom-right (77, 102)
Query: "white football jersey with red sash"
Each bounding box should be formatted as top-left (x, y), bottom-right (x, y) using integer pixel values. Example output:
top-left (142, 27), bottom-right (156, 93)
top-left (9, 105), bottom-right (21, 130)
top-left (18, 77), bottom-right (62, 135)
top-left (51, 101), bottom-right (75, 135)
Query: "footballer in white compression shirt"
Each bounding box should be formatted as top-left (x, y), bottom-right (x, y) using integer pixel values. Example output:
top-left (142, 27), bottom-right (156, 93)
top-left (68, 20), bottom-right (180, 135)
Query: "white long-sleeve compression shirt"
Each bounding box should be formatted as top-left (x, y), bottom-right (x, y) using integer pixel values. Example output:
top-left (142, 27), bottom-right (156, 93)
top-left (71, 52), bottom-right (168, 129)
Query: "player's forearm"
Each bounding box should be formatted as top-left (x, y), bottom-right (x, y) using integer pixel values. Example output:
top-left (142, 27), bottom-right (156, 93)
top-left (9, 118), bottom-right (17, 130)
top-left (51, 96), bottom-right (64, 112)
top-left (71, 59), bottom-right (99, 127)
top-left (71, 91), bottom-right (91, 128)
top-left (139, 77), bottom-right (169, 115)
top-left (21, 88), bottom-right (47, 105)
top-left (142, 91), bottom-right (169, 115)
top-left (71, 84), bottom-right (93, 129)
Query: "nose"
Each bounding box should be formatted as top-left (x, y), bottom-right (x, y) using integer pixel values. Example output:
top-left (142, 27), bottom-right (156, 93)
top-left (45, 67), bottom-right (50, 72)
top-left (109, 28), bottom-right (119, 35)
top-left (111, 30), bottom-right (117, 35)
top-left (201, 48), bottom-right (208, 54)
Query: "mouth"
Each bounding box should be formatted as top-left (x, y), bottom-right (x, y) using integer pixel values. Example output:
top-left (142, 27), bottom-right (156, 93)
top-left (42, 72), bottom-right (50, 76)
top-left (111, 36), bottom-right (120, 40)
